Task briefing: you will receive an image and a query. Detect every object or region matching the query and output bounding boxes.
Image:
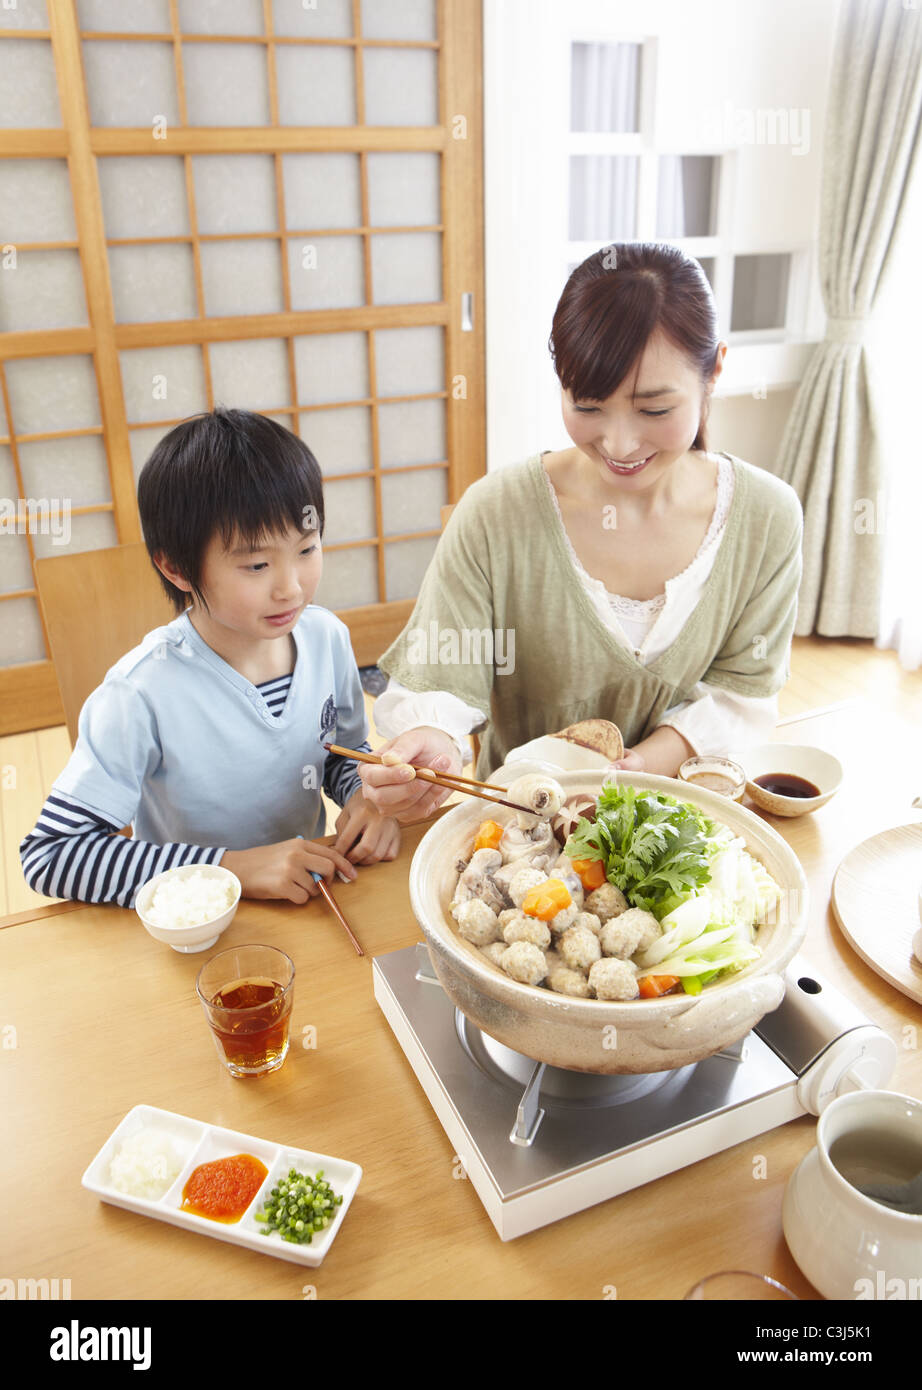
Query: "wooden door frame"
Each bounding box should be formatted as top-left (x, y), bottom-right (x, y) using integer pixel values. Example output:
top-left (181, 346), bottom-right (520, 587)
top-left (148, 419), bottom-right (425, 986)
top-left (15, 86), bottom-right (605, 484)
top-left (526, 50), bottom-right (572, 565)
top-left (0, 0), bottom-right (485, 731)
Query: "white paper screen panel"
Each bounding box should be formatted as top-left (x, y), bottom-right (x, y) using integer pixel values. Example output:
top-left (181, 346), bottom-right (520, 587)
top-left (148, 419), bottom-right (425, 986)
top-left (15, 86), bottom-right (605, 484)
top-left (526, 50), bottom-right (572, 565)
top-left (0, 0), bottom-right (49, 28)
top-left (200, 241), bottom-right (285, 318)
top-left (0, 597), bottom-right (46, 667)
top-left (209, 339), bottom-right (290, 412)
top-left (31, 510), bottom-right (118, 560)
top-left (294, 334), bottom-right (369, 406)
top-left (361, 0), bottom-right (436, 41)
top-left (108, 244), bottom-right (198, 324)
top-left (313, 545), bottom-right (378, 612)
top-left (0, 537), bottom-right (34, 596)
top-left (119, 346), bottom-right (208, 423)
top-left (371, 232), bottom-right (441, 305)
top-left (378, 399), bottom-right (445, 468)
top-left (183, 44), bottom-right (272, 127)
top-left (4, 357), bottom-right (101, 435)
top-left (97, 157), bottom-right (190, 240)
top-left (0, 39), bottom-right (60, 128)
top-left (363, 48), bottom-right (438, 126)
top-left (81, 42), bottom-right (180, 128)
top-left (0, 160), bottom-right (76, 243)
top-left (0, 250), bottom-right (88, 333)
top-left (323, 477), bottom-right (377, 544)
top-left (271, 0), bottom-right (353, 39)
top-left (299, 408), bottom-right (373, 476)
top-left (18, 436), bottom-right (111, 508)
top-left (381, 468), bottom-right (446, 535)
top-left (282, 154), bottom-right (362, 231)
top-left (178, 0), bottom-right (265, 35)
top-left (275, 45), bottom-right (356, 126)
top-left (367, 152), bottom-right (441, 227)
top-left (76, 0), bottom-right (170, 31)
top-left (385, 535), bottom-right (439, 603)
top-left (374, 327), bottom-right (444, 397)
top-left (570, 42), bottom-right (641, 134)
top-left (0, 447), bottom-right (16, 496)
top-left (287, 236), bottom-right (365, 310)
top-left (194, 155), bottom-right (278, 235)
top-left (569, 156), bottom-right (638, 241)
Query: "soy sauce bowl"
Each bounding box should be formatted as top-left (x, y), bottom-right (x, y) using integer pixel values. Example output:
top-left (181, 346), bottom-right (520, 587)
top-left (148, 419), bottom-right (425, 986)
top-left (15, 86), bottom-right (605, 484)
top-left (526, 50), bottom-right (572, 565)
top-left (739, 743), bottom-right (843, 818)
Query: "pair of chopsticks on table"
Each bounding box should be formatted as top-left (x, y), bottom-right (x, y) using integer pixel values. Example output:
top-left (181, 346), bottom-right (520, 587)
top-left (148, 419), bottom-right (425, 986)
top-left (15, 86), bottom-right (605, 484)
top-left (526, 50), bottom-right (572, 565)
top-left (313, 745), bottom-right (534, 960)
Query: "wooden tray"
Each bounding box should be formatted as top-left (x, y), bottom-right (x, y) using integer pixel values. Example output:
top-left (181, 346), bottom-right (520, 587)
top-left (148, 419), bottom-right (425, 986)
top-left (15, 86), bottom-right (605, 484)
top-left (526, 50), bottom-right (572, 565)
top-left (831, 823), bottom-right (922, 1004)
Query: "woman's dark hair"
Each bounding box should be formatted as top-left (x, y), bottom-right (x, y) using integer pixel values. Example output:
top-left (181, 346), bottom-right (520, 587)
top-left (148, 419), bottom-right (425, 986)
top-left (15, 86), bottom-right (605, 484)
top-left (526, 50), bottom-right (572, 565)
top-left (549, 243), bottom-right (720, 453)
top-left (138, 406), bottom-right (325, 612)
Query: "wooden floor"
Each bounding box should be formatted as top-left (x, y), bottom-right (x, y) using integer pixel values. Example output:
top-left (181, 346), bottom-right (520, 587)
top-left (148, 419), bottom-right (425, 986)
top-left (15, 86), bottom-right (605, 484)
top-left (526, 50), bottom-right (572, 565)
top-left (2, 636), bottom-right (920, 917)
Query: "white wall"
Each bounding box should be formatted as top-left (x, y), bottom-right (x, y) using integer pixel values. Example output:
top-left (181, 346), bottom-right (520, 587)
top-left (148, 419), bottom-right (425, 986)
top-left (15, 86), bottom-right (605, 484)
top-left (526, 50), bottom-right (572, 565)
top-left (483, 0), bottom-right (842, 472)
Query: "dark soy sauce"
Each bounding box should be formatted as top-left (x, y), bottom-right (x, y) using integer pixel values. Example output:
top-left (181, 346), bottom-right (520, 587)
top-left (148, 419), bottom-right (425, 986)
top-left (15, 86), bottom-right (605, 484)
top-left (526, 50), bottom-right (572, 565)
top-left (753, 772), bottom-right (821, 799)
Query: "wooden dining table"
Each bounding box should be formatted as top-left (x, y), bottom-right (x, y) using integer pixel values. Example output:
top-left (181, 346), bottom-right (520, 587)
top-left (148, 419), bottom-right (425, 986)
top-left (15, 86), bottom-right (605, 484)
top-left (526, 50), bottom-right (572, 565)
top-left (2, 700), bottom-right (921, 1304)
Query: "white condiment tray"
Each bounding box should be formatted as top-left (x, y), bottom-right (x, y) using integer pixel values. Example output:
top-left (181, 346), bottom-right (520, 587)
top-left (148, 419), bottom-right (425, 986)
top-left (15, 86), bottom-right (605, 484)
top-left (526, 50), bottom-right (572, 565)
top-left (81, 1104), bottom-right (362, 1266)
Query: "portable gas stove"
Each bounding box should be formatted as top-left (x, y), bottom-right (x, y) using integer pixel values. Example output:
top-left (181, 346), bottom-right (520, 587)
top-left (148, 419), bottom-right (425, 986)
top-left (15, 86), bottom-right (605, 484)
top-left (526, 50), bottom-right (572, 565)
top-left (373, 945), bottom-right (897, 1240)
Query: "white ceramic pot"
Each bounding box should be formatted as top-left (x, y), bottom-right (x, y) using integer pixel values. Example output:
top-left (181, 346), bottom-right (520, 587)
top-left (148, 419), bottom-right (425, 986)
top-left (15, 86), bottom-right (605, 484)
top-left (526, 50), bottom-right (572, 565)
top-left (783, 1090), bottom-right (922, 1300)
top-left (409, 769), bottom-right (809, 1074)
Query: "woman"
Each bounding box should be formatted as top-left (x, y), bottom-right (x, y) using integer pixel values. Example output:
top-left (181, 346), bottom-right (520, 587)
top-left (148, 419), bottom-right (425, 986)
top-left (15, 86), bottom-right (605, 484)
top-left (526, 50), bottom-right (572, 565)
top-left (359, 243), bottom-right (803, 823)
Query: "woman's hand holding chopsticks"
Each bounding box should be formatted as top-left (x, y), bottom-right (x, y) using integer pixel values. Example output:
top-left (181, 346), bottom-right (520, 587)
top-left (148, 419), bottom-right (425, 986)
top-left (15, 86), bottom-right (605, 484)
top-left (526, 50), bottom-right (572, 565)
top-left (357, 726), bottom-right (464, 822)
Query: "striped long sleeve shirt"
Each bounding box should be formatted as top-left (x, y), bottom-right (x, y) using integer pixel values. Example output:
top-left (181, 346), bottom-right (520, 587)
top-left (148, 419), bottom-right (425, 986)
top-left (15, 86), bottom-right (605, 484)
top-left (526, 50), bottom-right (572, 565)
top-left (21, 611), bottom-right (372, 907)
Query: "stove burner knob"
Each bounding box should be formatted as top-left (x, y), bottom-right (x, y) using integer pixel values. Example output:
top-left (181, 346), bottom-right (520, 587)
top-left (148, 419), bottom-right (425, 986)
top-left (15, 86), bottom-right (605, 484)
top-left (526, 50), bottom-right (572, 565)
top-left (795, 1026), bottom-right (898, 1116)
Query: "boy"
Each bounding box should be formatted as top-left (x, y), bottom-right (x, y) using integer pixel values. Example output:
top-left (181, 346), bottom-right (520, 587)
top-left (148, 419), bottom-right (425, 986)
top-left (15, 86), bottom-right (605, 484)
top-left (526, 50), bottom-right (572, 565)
top-left (20, 408), bottom-right (399, 906)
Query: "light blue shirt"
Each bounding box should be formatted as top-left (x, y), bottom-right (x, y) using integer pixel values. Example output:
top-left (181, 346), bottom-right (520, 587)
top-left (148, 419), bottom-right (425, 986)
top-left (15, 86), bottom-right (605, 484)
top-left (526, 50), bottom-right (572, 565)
top-left (54, 607), bottom-right (368, 850)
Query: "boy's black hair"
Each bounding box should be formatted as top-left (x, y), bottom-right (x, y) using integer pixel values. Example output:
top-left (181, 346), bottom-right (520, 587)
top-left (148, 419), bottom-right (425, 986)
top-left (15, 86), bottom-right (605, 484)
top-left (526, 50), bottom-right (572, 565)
top-left (137, 406), bottom-right (325, 612)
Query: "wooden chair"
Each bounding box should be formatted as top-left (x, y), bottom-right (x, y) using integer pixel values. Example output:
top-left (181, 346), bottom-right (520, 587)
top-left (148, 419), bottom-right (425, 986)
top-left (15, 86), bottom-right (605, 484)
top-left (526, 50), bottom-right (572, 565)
top-left (34, 542), bottom-right (176, 746)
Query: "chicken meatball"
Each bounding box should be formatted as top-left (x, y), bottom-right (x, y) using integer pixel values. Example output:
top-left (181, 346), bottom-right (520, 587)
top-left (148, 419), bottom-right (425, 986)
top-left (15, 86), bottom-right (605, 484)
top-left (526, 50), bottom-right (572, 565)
top-left (453, 898), bottom-right (502, 946)
top-left (546, 958), bottom-right (592, 998)
top-left (558, 923), bottom-right (602, 971)
top-left (549, 902), bottom-right (580, 936)
top-left (508, 866), bottom-right (549, 908)
top-left (599, 906), bottom-right (662, 959)
top-left (584, 882), bottom-right (629, 923)
top-left (502, 913), bottom-right (551, 950)
top-left (589, 958), bottom-right (639, 1001)
top-left (479, 941), bottom-right (508, 968)
top-left (571, 910), bottom-right (603, 938)
top-left (500, 940), bottom-right (548, 986)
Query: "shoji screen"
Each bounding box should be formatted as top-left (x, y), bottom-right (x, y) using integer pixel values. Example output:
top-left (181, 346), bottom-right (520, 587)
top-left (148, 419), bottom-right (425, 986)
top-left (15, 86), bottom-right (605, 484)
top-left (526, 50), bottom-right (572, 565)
top-left (0, 0), bottom-right (485, 733)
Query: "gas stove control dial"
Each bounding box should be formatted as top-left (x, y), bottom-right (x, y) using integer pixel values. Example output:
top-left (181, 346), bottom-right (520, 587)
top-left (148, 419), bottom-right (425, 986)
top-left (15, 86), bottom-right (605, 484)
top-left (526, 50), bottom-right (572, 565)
top-left (795, 1025), bottom-right (898, 1115)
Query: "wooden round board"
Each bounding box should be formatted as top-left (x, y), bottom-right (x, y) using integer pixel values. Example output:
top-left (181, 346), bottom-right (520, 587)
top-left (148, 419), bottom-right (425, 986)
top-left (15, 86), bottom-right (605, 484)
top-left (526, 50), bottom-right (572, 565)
top-left (831, 823), bottom-right (922, 1005)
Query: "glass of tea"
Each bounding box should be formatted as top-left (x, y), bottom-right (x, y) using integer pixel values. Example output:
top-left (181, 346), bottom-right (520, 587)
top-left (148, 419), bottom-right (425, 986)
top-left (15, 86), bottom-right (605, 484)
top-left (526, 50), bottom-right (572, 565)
top-left (195, 944), bottom-right (295, 1078)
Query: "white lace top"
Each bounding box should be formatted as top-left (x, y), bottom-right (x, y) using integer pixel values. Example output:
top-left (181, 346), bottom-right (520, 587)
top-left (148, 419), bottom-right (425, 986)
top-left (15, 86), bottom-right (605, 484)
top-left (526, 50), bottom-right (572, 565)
top-left (375, 453), bottom-right (778, 761)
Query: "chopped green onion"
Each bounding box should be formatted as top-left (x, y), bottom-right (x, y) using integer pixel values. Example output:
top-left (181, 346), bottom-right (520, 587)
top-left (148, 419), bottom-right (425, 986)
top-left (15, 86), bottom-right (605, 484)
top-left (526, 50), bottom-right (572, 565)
top-left (255, 1168), bottom-right (341, 1244)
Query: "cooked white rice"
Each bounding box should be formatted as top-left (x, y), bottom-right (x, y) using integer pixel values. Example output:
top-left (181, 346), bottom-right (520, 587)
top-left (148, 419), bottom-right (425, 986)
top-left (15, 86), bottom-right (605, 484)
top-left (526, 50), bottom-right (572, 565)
top-left (144, 871), bottom-right (235, 929)
top-left (109, 1127), bottom-right (185, 1199)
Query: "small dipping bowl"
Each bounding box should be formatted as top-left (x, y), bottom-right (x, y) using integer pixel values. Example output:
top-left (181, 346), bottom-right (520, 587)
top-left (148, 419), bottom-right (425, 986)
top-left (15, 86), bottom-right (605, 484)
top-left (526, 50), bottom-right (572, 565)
top-left (136, 863), bottom-right (241, 954)
top-left (678, 755), bottom-right (746, 801)
top-left (740, 743), bottom-right (843, 818)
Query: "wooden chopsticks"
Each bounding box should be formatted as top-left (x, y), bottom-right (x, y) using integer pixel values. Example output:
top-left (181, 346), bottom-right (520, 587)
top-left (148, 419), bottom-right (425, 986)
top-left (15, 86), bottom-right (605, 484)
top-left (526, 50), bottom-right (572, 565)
top-left (323, 743), bottom-right (534, 816)
top-left (310, 872), bottom-right (364, 957)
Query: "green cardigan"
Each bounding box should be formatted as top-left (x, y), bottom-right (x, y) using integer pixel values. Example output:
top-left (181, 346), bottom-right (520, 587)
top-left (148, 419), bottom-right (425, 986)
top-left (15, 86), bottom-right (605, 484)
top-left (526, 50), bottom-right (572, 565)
top-left (379, 452), bottom-right (803, 777)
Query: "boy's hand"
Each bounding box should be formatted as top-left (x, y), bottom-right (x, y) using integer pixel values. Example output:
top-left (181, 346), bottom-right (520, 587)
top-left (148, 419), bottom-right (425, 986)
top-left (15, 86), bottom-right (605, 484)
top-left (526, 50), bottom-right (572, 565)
top-left (221, 839), bottom-right (358, 905)
top-left (357, 726), bottom-right (464, 822)
top-left (332, 789), bottom-right (401, 864)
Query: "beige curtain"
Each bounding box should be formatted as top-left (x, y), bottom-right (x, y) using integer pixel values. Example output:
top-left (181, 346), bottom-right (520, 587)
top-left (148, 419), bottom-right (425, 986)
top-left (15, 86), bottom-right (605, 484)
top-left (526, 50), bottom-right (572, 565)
top-left (777, 0), bottom-right (922, 637)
